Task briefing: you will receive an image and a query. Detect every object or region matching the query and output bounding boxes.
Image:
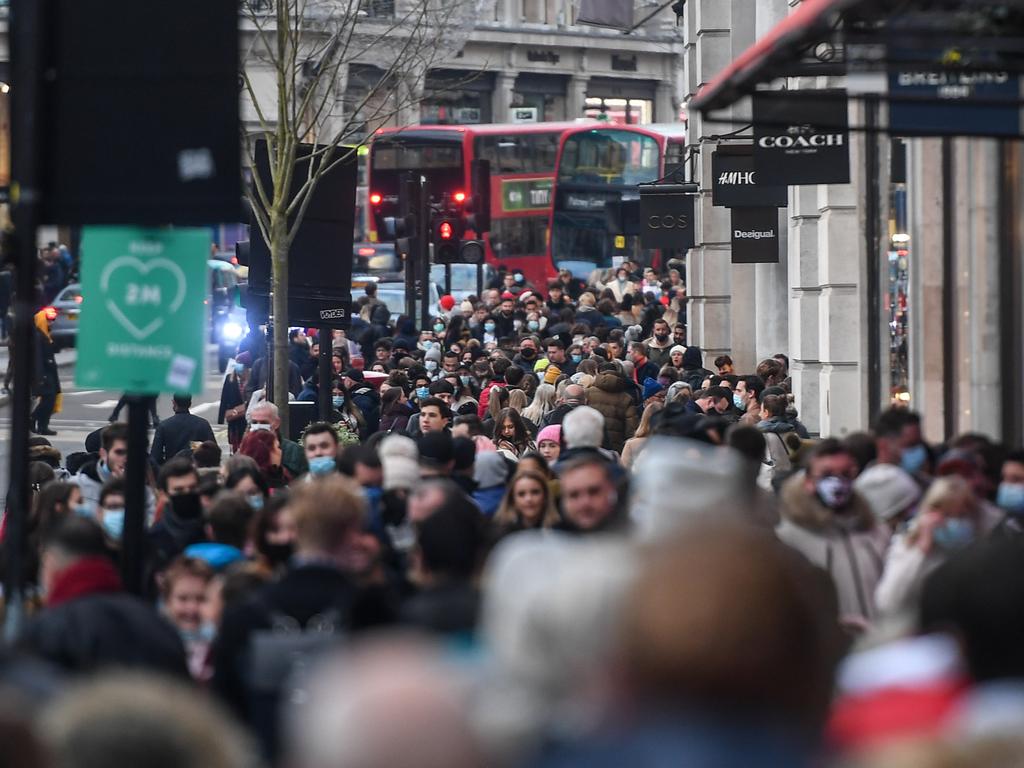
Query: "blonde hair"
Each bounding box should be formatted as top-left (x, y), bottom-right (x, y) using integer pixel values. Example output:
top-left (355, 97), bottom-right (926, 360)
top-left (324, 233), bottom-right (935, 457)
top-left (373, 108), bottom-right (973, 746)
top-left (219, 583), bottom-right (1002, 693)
top-left (289, 475), bottom-right (366, 553)
top-left (634, 401), bottom-right (664, 440)
top-left (494, 470), bottom-right (560, 530)
top-left (508, 388), bottom-right (529, 413)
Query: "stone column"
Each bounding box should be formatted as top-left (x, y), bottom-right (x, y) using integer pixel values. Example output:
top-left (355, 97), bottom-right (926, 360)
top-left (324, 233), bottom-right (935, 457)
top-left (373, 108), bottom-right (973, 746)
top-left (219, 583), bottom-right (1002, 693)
top-left (788, 184), bottom-right (823, 433)
top-left (683, 0), bottom-right (734, 362)
top-left (396, 67), bottom-right (425, 127)
top-left (655, 81), bottom-right (675, 123)
top-left (566, 73), bottom-right (588, 119)
top-left (493, 72), bottom-right (516, 124)
top-left (908, 138), bottom-right (947, 439)
top-left (954, 138), bottom-right (1002, 437)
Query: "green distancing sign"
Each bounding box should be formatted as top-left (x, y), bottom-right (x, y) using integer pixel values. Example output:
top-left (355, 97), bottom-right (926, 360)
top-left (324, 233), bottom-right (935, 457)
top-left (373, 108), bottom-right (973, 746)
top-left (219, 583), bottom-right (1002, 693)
top-left (76, 227), bottom-right (208, 395)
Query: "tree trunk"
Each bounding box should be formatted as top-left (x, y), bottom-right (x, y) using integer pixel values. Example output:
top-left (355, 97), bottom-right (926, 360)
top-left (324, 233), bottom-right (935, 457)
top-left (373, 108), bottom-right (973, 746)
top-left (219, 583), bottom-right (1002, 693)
top-left (270, 212), bottom-right (291, 438)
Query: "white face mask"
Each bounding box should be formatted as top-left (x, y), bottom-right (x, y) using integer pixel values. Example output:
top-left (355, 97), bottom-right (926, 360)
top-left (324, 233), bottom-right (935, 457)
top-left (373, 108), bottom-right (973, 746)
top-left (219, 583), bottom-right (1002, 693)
top-left (250, 422), bottom-right (272, 432)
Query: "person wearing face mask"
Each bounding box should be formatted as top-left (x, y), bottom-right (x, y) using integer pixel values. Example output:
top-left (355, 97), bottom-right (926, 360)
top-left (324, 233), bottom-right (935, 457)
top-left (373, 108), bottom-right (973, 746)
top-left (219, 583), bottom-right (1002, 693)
top-left (875, 476), bottom-right (980, 617)
top-left (96, 479), bottom-right (127, 554)
top-left (777, 440), bottom-right (890, 628)
top-left (219, 360), bottom-right (248, 453)
top-left (512, 337), bottom-right (541, 373)
top-left (990, 450), bottom-right (1024, 537)
top-left (18, 516), bottom-right (189, 676)
top-left (303, 422), bottom-right (340, 478)
top-left (643, 319), bottom-right (674, 369)
top-left (148, 458), bottom-right (206, 586)
top-left (159, 555), bottom-right (216, 680)
top-left (331, 380), bottom-right (367, 440)
top-left (73, 422), bottom-right (157, 520)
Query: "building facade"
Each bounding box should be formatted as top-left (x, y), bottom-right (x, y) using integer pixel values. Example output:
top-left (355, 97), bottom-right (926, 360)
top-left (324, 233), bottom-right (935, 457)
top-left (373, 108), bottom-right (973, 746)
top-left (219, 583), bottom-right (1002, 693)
top-left (684, 0), bottom-right (1024, 444)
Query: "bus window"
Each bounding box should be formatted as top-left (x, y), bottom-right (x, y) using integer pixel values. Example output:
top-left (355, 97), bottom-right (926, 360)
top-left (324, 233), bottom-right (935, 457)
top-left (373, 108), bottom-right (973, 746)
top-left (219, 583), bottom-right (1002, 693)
top-left (475, 133), bottom-right (561, 174)
top-left (489, 215), bottom-right (549, 259)
top-left (557, 130), bottom-right (659, 187)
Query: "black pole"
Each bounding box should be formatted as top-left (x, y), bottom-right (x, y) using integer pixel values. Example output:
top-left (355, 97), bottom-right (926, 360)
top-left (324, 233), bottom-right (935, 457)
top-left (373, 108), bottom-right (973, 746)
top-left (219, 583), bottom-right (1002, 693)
top-left (418, 178), bottom-right (432, 331)
top-left (318, 327), bottom-right (332, 422)
top-left (444, 262), bottom-right (451, 298)
top-left (476, 261), bottom-right (483, 298)
top-left (402, 173), bottom-right (418, 322)
top-left (941, 138), bottom-right (955, 441)
top-left (121, 395), bottom-right (150, 595)
top-left (4, 0), bottom-right (46, 640)
top-left (864, 95), bottom-right (882, 427)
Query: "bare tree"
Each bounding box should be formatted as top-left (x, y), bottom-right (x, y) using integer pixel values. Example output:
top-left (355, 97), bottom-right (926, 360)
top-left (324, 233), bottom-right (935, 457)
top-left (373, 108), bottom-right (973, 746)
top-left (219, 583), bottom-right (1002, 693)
top-left (241, 0), bottom-right (489, 431)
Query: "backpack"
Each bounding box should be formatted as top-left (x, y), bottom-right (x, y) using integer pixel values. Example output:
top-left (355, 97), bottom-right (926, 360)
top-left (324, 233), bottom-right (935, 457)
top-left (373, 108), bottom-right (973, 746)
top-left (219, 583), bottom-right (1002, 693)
top-left (758, 431), bottom-right (793, 491)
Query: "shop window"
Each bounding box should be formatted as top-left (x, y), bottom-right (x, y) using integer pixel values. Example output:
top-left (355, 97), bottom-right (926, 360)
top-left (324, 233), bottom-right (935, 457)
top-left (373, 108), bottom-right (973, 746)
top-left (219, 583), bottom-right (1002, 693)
top-left (584, 96), bottom-right (653, 125)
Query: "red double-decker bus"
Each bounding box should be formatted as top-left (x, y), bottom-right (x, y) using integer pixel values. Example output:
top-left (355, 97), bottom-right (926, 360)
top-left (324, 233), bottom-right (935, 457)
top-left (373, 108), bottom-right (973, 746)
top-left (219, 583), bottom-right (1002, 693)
top-left (548, 123), bottom-right (687, 279)
top-left (367, 121), bottom-right (593, 288)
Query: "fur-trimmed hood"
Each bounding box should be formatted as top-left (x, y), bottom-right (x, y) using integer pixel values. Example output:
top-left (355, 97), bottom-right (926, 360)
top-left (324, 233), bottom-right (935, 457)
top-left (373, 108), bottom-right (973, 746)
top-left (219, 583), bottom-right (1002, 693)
top-left (779, 471), bottom-right (876, 534)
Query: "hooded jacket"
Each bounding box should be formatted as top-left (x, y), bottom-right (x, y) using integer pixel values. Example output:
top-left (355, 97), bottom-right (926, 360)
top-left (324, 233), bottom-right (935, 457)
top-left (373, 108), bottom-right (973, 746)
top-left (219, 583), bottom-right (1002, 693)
top-left (776, 472), bottom-right (890, 624)
top-left (586, 372), bottom-right (639, 454)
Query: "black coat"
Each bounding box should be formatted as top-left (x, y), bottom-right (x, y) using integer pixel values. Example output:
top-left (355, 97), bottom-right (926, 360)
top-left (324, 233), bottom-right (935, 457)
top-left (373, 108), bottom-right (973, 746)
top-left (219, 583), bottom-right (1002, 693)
top-left (18, 593), bottom-right (188, 676)
top-left (150, 411), bottom-right (215, 464)
top-left (212, 563), bottom-right (395, 760)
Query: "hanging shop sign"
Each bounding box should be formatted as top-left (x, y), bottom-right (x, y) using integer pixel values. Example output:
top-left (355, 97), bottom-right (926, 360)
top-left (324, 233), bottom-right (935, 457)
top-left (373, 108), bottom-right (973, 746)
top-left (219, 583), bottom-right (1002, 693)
top-left (711, 149), bottom-right (788, 208)
top-left (731, 207), bottom-right (779, 264)
top-left (753, 89), bottom-right (850, 185)
top-left (639, 184), bottom-right (696, 251)
top-left (889, 70), bottom-right (1021, 137)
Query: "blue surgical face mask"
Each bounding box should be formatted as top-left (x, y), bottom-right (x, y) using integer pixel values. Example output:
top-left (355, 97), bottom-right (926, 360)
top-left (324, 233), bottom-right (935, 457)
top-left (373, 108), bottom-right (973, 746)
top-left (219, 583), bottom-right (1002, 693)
top-left (901, 443), bottom-right (928, 474)
top-left (933, 517), bottom-right (975, 550)
top-left (332, 395), bottom-right (345, 408)
top-left (527, 320), bottom-right (540, 332)
top-left (425, 360), bottom-right (438, 372)
top-left (247, 493), bottom-right (265, 510)
top-left (484, 322), bottom-right (496, 333)
top-left (433, 323), bottom-right (445, 334)
top-left (308, 455), bottom-right (336, 476)
top-left (101, 509), bottom-right (125, 540)
top-left (733, 393), bottom-right (744, 410)
top-left (73, 503), bottom-right (93, 518)
top-left (459, 375), bottom-right (471, 387)
top-left (571, 354), bottom-right (582, 364)
top-left (416, 386), bottom-right (430, 401)
top-left (233, 362), bottom-right (245, 375)
top-left (997, 482), bottom-right (1024, 514)
top-left (98, 461), bottom-right (113, 481)
top-left (514, 273), bottom-right (524, 284)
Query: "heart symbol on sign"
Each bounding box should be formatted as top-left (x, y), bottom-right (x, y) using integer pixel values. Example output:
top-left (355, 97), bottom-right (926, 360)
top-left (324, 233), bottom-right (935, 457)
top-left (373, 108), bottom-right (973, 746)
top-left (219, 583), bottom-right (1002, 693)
top-left (99, 256), bottom-right (188, 341)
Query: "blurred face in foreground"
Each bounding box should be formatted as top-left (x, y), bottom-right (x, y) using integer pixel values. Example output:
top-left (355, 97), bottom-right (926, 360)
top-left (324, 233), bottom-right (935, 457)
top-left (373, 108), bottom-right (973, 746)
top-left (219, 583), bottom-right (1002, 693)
top-left (513, 475), bottom-right (546, 525)
top-left (560, 463), bottom-right (616, 531)
top-left (165, 574), bottom-right (207, 633)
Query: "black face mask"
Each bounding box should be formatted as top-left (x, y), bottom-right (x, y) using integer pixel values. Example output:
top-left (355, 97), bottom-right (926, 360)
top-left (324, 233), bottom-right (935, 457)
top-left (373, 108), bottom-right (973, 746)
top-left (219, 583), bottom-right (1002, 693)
top-left (263, 542), bottom-right (294, 567)
top-left (381, 490), bottom-right (408, 527)
top-left (655, 333), bottom-right (669, 342)
top-left (170, 492), bottom-right (202, 521)
top-left (520, 347), bottom-right (536, 359)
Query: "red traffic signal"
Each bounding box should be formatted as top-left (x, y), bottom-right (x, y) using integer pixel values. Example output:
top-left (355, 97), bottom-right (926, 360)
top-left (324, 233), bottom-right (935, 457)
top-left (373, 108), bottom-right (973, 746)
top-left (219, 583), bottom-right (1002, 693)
top-left (439, 220), bottom-right (454, 240)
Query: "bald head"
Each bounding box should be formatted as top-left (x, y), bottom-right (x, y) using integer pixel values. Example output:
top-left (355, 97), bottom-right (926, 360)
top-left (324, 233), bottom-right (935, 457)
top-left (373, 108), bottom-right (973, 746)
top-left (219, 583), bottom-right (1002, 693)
top-left (563, 385), bottom-right (586, 405)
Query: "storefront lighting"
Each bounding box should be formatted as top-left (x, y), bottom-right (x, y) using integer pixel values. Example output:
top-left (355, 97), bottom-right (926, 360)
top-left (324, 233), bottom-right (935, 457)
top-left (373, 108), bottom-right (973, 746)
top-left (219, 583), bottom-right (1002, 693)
top-left (891, 233), bottom-right (910, 244)
top-left (0, 83), bottom-right (9, 94)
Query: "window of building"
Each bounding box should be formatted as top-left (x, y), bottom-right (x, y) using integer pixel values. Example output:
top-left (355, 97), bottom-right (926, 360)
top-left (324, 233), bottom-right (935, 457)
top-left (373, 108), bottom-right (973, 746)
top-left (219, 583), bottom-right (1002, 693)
top-left (584, 97), bottom-right (653, 125)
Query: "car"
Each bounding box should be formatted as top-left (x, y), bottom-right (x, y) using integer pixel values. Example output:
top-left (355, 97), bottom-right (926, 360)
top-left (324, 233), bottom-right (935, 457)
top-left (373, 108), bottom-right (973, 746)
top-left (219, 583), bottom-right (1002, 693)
top-left (47, 283), bottom-right (82, 350)
top-left (353, 273), bottom-right (441, 323)
top-left (353, 242), bottom-right (399, 273)
top-left (429, 262), bottom-right (496, 302)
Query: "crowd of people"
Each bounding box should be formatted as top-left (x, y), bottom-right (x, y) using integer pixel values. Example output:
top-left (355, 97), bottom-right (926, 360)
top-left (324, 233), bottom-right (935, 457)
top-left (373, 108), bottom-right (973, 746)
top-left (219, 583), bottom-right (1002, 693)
top-left (5, 260), bottom-right (1024, 768)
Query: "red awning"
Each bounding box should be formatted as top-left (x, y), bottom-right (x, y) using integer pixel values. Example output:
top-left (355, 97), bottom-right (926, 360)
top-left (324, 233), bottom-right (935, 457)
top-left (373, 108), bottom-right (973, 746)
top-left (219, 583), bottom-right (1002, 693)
top-left (689, 0), bottom-right (855, 113)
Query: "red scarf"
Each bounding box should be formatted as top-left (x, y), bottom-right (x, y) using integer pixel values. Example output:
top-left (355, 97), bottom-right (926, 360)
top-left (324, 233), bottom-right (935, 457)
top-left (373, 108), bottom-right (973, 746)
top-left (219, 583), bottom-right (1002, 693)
top-left (47, 556), bottom-right (122, 607)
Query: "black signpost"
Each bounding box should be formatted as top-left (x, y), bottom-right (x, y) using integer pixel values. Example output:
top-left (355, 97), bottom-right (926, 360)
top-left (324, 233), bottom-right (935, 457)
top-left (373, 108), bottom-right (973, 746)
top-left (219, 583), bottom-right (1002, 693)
top-left (731, 207), bottom-right (780, 264)
top-left (753, 89), bottom-right (851, 185)
top-left (712, 147), bottom-right (788, 208)
top-left (638, 183), bottom-right (697, 251)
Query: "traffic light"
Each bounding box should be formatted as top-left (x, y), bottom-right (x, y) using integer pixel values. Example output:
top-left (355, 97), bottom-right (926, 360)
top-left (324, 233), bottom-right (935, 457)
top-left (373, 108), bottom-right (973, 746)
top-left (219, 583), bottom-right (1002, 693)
top-left (465, 159), bottom-right (491, 234)
top-left (432, 214), bottom-right (460, 263)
